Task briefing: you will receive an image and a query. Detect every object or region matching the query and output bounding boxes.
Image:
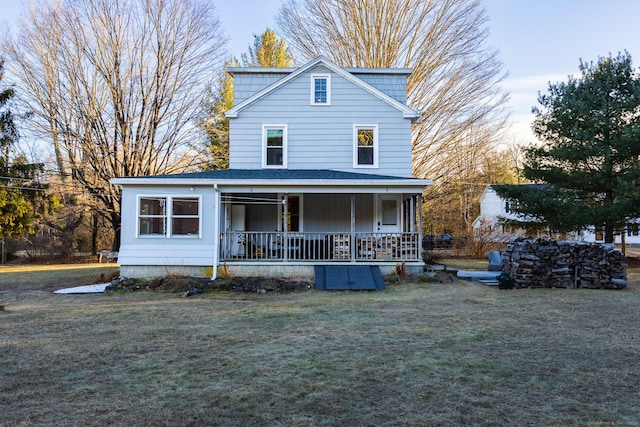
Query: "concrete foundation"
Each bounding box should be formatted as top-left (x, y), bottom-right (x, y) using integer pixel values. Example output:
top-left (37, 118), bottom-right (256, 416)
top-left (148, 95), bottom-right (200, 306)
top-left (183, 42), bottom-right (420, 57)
top-left (119, 261), bottom-right (424, 279)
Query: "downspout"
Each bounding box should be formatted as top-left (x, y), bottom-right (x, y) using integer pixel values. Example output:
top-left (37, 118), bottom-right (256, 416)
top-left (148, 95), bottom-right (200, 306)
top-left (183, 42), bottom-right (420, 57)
top-left (418, 193), bottom-right (423, 260)
top-left (212, 184), bottom-right (220, 280)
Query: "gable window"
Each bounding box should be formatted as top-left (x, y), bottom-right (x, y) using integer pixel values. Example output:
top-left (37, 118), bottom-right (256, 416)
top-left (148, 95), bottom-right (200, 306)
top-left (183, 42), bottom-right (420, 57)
top-left (263, 125), bottom-right (287, 168)
top-left (138, 196), bottom-right (200, 238)
top-left (353, 124), bottom-right (378, 168)
top-left (311, 74), bottom-right (331, 105)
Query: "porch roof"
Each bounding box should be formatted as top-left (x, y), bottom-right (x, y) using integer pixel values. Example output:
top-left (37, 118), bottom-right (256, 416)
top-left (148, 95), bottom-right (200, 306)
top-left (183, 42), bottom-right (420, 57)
top-left (110, 169), bottom-right (433, 193)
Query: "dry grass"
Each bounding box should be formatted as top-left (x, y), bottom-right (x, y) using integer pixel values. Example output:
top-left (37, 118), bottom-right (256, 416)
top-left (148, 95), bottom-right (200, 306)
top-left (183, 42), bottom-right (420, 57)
top-left (1, 269), bottom-right (640, 426)
top-left (0, 263), bottom-right (119, 292)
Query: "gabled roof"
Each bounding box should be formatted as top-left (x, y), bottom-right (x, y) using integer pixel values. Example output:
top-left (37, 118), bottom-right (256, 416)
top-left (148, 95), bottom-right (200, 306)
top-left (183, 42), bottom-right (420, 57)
top-left (224, 56), bottom-right (420, 120)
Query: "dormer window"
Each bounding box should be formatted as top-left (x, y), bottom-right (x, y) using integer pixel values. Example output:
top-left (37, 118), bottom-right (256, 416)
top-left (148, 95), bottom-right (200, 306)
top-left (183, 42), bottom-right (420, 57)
top-left (263, 124), bottom-right (287, 168)
top-left (311, 74), bottom-right (331, 105)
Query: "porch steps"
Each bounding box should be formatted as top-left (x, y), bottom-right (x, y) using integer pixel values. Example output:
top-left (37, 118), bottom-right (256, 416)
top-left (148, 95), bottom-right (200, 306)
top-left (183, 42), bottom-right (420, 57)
top-left (314, 265), bottom-right (386, 291)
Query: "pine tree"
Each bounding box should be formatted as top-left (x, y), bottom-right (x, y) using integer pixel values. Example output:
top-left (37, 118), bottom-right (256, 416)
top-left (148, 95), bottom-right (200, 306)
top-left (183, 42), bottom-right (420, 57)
top-left (494, 52), bottom-right (640, 242)
top-left (201, 30), bottom-right (293, 170)
top-left (0, 59), bottom-right (47, 261)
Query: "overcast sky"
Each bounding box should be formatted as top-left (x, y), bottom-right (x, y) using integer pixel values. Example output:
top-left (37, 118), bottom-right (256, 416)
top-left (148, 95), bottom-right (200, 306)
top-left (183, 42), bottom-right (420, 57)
top-left (3, 0), bottom-right (640, 143)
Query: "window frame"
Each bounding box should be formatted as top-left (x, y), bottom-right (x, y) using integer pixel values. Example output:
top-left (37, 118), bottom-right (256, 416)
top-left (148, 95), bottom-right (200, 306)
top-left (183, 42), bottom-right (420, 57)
top-left (353, 124), bottom-right (379, 168)
top-left (262, 124), bottom-right (288, 168)
top-left (170, 197), bottom-right (201, 238)
top-left (310, 73), bottom-right (331, 106)
top-left (137, 195), bottom-right (202, 239)
top-left (138, 196), bottom-right (167, 237)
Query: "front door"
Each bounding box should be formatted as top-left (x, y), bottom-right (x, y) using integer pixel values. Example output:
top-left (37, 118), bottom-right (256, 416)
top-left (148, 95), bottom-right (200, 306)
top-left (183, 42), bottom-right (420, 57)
top-left (376, 195), bottom-right (401, 233)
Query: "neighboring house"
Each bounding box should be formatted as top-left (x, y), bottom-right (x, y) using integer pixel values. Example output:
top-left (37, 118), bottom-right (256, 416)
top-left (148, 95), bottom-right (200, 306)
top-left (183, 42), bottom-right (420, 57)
top-left (472, 185), bottom-right (640, 244)
top-left (471, 186), bottom-right (527, 241)
top-left (111, 56), bottom-right (433, 278)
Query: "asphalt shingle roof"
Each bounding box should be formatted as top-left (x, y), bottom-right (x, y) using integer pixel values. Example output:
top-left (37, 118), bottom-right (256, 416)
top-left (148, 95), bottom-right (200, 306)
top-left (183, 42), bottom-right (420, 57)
top-left (146, 169), bottom-right (418, 181)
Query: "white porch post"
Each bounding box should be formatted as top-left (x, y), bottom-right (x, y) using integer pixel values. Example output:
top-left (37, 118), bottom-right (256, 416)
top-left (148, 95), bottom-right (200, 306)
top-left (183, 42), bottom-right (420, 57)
top-left (211, 184), bottom-right (220, 280)
top-left (351, 194), bottom-right (356, 262)
top-left (283, 193), bottom-right (289, 262)
top-left (410, 196), bottom-right (415, 232)
top-left (418, 193), bottom-right (423, 257)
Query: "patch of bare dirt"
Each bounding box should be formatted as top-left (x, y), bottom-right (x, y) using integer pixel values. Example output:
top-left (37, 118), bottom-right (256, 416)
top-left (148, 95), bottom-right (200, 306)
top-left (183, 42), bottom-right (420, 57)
top-left (109, 276), bottom-right (314, 294)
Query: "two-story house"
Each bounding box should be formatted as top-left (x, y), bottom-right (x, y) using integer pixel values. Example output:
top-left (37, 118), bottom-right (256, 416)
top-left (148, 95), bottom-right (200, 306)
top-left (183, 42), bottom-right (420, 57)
top-left (111, 57), bottom-right (433, 279)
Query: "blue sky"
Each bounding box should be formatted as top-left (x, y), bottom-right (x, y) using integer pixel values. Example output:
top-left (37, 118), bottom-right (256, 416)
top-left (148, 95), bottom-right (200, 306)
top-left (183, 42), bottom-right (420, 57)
top-left (3, 0), bottom-right (640, 142)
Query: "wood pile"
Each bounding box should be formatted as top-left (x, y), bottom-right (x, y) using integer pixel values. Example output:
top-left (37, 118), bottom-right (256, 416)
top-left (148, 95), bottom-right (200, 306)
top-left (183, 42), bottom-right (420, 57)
top-left (502, 238), bottom-right (627, 289)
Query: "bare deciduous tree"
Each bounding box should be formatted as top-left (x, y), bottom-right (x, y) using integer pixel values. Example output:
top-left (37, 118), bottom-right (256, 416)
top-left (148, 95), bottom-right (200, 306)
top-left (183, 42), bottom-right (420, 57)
top-left (3, 0), bottom-right (227, 249)
top-left (276, 0), bottom-right (509, 182)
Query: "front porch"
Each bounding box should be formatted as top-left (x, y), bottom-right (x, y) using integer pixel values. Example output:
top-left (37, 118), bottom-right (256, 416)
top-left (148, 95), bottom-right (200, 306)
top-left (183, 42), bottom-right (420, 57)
top-left (220, 231), bottom-right (421, 263)
top-left (217, 189), bottom-right (424, 276)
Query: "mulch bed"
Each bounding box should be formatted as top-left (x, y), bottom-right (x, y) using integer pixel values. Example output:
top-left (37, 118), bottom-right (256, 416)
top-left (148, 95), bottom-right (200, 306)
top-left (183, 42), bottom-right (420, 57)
top-left (107, 273), bottom-right (440, 295)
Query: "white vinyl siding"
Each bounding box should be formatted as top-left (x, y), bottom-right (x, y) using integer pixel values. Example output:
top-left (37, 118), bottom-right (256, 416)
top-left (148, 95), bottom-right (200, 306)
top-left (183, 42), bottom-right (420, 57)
top-left (118, 186), bottom-right (216, 269)
top-left (229, 65), bottom-right (413, 177)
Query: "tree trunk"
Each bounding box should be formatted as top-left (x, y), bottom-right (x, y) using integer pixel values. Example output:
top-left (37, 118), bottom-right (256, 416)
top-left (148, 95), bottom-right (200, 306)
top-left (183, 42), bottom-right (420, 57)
top-left (604, 225), bottom-right (615, 244)
top-left (91, 211), bottom-right (98, 256)
top-left (110, 211), bottom-right (121, 252)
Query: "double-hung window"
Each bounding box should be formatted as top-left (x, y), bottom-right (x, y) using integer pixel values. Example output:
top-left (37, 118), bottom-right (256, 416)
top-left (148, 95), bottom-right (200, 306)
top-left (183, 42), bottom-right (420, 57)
top-left (171, 198), bottom-right (200, 236)
top-left (138, 196), bottom-right (200, 238)
top-left (263, 124), bottom-right (287, 168)
top-left (310, 74), bottom-right (331, 105)
top-left (139, 197), bottom-right (166, 236)
top-left (353, 124), bottom-right (378, 168)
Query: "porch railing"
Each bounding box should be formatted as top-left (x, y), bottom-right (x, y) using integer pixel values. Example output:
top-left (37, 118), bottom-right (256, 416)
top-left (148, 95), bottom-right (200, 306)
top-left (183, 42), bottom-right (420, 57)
top-left (220, 231), bottom-right (421, 262)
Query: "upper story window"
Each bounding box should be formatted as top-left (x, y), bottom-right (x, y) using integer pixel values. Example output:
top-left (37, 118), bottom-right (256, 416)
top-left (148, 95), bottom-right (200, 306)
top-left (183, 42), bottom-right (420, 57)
top-left (353, 124), bottom-right (378, 168)
top-left (263, 124), bottom-right (287, 168)
top-left (311, 74), bottom-right (331, 105)
top-left (138, 196), bottom-right (201, 238)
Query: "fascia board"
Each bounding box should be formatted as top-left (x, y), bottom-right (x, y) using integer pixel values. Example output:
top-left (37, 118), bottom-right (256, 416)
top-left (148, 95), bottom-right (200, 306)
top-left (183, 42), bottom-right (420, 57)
top-left (111, 177), bottom-right (433, 190)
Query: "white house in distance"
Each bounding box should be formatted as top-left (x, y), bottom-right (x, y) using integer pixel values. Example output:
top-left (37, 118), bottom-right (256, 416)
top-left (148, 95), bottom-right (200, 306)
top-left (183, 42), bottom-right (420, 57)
top-left (110, 57), bottom-right (433, 279)
top-left (472, 185), bottom-right (640, 245)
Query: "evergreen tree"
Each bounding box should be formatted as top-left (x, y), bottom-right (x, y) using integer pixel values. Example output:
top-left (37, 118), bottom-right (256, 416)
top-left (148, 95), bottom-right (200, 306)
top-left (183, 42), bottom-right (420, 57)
top-left (200, 56), bottom-right (238, 170)
top-left (0, 59), bottom-right (47, 260)
top-left (201, 30), bottom-right (293, 170)
top-left (242, 28), bottom-right (293, 67)
top-left (494, 52), bottom-right (640, 242)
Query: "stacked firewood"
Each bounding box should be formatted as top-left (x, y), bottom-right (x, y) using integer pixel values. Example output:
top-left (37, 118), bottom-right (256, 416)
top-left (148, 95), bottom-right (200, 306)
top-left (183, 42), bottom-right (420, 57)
top-left (502, 238), bottom-right (627, 289)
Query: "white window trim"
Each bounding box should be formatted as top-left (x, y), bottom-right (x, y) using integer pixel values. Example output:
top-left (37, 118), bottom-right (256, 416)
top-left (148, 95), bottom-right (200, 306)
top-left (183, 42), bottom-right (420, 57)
top-left (137, 195), bottom-right (202, 239)
top-left (353, 124), bottom-right (379, 168)
top-left (262, 124), bottom-right (288, 168)
top-left (310, 73), bottom-right (331, 106)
